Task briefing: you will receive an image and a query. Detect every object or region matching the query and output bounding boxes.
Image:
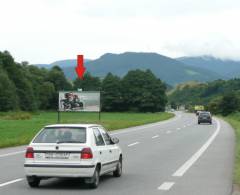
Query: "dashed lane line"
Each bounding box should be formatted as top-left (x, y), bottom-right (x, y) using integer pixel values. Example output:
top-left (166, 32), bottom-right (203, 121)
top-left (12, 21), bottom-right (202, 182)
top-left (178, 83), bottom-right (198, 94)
top-left (0, 151), bottom-right (25, 158)
top-left (128, 142), bottom-right (140, 147)
top-left (173, 119), bottom-right (220, 177)
top-left (0, 178), bottom-right (24, 188)
top-left (158, 182), bottom-right (175, 190)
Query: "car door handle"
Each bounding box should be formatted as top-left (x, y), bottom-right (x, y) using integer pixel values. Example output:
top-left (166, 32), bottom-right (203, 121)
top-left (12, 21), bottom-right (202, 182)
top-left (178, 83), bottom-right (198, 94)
top-left (99, 151), bottom-right (102, 155)
top-left (109, 150), bottom-right (112, 153)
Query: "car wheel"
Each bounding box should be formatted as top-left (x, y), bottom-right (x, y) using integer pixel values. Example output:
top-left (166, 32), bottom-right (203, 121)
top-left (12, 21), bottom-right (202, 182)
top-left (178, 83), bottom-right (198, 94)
top-left (113, 157), bottom-right (122, 177)
top-left (198, 122), bottom-right (200, 124)
top-left (26, 176), bottom-right (40, 188)
top-left (89, 167), bottom-right (100, 189)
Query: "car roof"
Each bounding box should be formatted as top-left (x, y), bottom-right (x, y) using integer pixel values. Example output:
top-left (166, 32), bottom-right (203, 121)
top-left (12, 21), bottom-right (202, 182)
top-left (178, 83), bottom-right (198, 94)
top-left (199, 111), bottom-right (210, 114)
top-left (45, 124), bottom-right (101, 128)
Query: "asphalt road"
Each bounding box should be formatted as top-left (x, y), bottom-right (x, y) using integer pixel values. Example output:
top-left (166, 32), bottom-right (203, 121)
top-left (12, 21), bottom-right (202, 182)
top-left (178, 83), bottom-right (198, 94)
top-left (0, 112), bottom-right (235, 195)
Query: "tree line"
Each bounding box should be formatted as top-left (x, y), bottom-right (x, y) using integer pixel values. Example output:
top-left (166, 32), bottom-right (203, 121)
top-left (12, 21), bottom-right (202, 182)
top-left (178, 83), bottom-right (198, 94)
top-left (0, 51), bottom-right (167, 112)
top-left (168, 79), bottom-right (240, 116)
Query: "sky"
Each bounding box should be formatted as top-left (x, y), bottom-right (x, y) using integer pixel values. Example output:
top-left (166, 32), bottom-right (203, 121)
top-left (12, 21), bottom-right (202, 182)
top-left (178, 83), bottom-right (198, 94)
top-left (0, 0), bottom-right (240, 64)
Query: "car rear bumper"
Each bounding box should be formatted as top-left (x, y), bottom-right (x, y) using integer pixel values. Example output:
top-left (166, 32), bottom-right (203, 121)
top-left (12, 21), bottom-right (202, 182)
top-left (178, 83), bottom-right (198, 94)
top-left (198, 119), bottom-right (212, 123)
top-left (24, 163), bottom-right (95, 178)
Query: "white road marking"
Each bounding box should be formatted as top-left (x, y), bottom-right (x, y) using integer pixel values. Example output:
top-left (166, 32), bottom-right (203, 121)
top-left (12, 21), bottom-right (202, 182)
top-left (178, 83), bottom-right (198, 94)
top-left (152, 135), bottom-right (159, 139)
top-left (176, 127), bottom-right (181, 130)
top-left (183, 125), bottom-right (186, 128)
top-left (0, 178), bottom-right (24, 187)
top-left (166, 131), bottom-right (172, 134)
top-left (158, 182), bottom-right (175, 190)
top-left (0, 150), bottom-right (25, 158)
top-left (128, 142), bottom-right (139, 147)
top-left (173, 119), bottom-right (220, 177)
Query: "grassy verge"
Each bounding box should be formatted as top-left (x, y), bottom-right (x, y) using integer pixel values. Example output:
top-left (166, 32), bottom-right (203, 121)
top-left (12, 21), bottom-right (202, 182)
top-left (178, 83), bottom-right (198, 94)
top-left (223, 112), bottom-right (240, 184)
top-left (0, 111), bottom-right (174, 148)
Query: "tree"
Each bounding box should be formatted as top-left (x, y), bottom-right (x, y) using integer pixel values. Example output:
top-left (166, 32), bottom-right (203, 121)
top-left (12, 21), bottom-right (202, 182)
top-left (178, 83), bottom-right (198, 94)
top-left (45, 66), bottom-right (72, 110)
top-left (101, 73), bottom-right (123, 111)
top-left (73, 72), bottom-right (101, 91)
top-left (207, 96), bottom-right (222, 114)
top-left (46, 66), bottom-right (72, 91)
top-left (38, 82), bottom-right (56, 110)
top-left (121, 69), bottom-right (167, 112)
top-left (220, 92), bottom-right (240, 116)
top-left (0, 51), bottom-right (37, 111)
top-left (0, 69), bottom-right (18, 111)
top-left (24, 65), bottom-right (48, 108)
top-left (0, 51), bottom-right (76, 111)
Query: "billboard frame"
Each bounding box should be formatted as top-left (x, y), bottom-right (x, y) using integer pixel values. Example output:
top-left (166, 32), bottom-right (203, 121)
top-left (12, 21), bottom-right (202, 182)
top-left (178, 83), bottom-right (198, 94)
top-left (57, 90), bottom-right (101, 123)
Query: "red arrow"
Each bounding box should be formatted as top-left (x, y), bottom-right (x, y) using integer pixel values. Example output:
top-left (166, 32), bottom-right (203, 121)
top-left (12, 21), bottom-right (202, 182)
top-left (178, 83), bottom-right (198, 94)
top-left (75, 55), bottom-right (86, 79)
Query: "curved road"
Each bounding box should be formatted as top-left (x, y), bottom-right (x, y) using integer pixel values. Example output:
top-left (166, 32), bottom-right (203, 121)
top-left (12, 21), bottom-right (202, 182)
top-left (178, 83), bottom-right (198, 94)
top-left (0, 112), bottom-right (235, 195)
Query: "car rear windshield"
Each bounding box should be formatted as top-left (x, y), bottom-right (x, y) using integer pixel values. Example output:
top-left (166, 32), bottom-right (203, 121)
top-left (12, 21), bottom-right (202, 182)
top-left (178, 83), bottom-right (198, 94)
top-left (33, 127), bottom-right (86, 143)
top-left (199, 113), bottom-right (210, 116)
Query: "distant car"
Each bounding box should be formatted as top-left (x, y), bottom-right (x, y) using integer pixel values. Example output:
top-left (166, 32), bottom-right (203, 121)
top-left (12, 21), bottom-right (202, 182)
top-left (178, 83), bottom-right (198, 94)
top-left (24, 124), bottom-right (123, 189)
top-left (198, 112), bottom-right (212, 124)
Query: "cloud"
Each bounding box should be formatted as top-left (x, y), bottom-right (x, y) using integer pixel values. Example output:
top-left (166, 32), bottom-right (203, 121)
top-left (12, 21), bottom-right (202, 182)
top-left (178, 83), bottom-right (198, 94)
top-left (0, 0), bottom-right (240, 63)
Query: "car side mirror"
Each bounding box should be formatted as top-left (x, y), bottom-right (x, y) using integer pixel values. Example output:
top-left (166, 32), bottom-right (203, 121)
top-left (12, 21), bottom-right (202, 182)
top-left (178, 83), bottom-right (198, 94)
top-left (111, 137), bottom-right (119, 144)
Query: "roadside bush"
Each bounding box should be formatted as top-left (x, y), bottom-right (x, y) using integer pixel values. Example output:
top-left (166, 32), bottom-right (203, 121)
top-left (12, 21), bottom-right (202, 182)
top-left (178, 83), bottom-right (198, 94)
top-left (220, 92), bottom-right (240, 116)
top-left (2, 112), bottom-right (32, 120)
top-left (207, 96), bottom-right (222, 114)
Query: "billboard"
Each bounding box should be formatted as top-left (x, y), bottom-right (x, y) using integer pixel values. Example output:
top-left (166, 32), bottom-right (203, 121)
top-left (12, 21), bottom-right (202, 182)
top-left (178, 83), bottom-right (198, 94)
top-left (59, 91), bottom-right (100, 112)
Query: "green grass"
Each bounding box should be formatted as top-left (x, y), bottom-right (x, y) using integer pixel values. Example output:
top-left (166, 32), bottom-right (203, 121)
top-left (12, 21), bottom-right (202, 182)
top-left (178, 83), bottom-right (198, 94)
top-left (0, 111), bottom-right (174, 148)
top-left (223, 112), bottom-right (240, 184)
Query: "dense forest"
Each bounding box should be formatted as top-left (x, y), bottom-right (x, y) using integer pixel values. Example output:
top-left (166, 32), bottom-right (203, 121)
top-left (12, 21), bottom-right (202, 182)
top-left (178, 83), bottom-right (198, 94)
top-left (0, 51), bottom-right (167, 112)
top-left (168, 79), bottom-right (240, 115)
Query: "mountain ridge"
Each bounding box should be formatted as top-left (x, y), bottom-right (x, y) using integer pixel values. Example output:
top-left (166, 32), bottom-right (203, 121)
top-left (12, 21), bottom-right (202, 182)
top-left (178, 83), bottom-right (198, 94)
top-left (34, 52), bottom-right (225, 85)
top-left (176, 55), bottom-right (240, 78)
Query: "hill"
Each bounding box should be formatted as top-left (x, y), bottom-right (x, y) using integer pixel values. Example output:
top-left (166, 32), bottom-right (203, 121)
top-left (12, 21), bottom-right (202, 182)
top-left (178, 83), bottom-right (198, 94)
top-left (177, 56), bottom-right (240, 78)
top-left (168, 78), bottom-right (240, 114)
top-left (36, 52), bottom-right (222, 85)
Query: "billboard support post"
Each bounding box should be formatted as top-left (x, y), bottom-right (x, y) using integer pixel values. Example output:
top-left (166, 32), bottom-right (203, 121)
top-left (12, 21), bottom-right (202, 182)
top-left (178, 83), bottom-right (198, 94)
top-left (57, 110), bottom-right (61, 123)
top-left (98, 91), bottom-right (101, 121)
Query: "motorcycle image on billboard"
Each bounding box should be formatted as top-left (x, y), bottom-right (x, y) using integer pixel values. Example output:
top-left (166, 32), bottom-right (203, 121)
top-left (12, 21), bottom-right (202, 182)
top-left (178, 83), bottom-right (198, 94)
top-left (58, 91), bottom-right (100, 112)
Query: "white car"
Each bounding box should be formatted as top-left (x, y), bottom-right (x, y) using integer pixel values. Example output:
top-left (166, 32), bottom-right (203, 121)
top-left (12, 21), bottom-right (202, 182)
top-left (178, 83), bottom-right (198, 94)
top-left (24, 124), bottom-right (123, 188)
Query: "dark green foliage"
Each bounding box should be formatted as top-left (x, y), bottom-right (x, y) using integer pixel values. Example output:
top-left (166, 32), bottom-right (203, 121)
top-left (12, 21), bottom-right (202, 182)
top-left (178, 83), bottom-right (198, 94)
top-left (73, 72), bottom-right (101, 91)
top-left (170, 101), bottom-right (177, 110)
top-left (0, 69), bottom-right (18, 111)
top-left (207, 96), bottom-right (222, 114)
top-left (46, 66), bottom-right (72, 91)
top-left (38, 82), bottom-right (56, 110)
top-left (0, 51), bottom-right (72, 112)
top-left (121, 69), bottom-right (167, 112)
top-left (220, 92), bottom-right (240, 116)
top-left (0, 51), bottom-right (36, 111)
top-left (45, 66), bottom-right (72, 110)
top-left (101, 73), bottom-right (123, 111)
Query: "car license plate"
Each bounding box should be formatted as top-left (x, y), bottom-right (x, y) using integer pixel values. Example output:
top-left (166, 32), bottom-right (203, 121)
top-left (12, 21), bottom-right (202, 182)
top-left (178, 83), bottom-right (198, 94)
top-left (45, 152), bottom-right (70, 159)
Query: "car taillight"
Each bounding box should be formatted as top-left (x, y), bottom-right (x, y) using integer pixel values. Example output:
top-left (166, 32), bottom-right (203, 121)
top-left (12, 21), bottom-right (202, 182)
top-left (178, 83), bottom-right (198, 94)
top-left (81, 147), bottom-right (93, 159)
top-left (25, 147), bottom-right (34, 159)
